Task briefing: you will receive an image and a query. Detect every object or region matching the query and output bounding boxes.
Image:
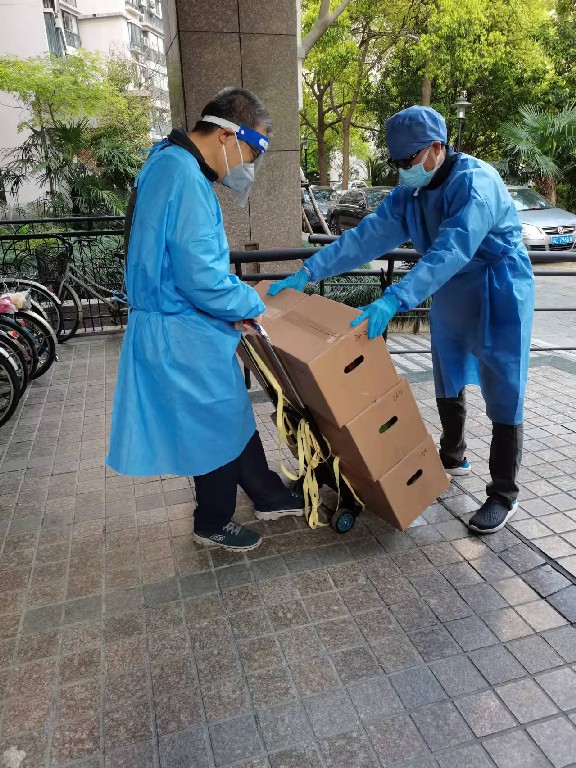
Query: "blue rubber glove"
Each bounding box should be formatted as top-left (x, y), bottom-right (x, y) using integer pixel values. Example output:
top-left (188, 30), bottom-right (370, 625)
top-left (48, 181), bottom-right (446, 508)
top-left (267, 267), bottom-right (310, 296)
top-left (350, 293), bottom-right (400, 339)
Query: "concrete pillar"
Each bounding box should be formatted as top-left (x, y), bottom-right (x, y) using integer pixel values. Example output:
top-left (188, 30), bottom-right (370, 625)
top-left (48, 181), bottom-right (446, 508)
top-left (162, 0), bottom-right (302, 255)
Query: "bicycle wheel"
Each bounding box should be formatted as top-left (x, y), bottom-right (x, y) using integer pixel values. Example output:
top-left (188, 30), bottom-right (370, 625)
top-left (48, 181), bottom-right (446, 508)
top-left (0, 277), bottom-right (64, 337)
top-left (0, 316), bottom-right (38, 378)
top-left (0, 330), bottom-right (29, 394)
top-left (0, 346), bottom-right (21, 428)
top-left (51, 282), bottom-right (82, 342)
top-left (14, 310), bottom-right (58, 379)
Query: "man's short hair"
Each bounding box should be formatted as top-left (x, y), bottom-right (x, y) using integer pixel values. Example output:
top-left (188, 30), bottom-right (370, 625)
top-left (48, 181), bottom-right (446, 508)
top-left (193, 87), bottom-right (272, 136)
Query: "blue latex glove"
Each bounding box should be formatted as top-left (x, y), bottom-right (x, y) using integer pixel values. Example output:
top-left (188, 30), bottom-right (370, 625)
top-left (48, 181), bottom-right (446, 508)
top-left (350, 293), bottom-right (400, 339)
top-left (267, 267), bottom-right (310, 296)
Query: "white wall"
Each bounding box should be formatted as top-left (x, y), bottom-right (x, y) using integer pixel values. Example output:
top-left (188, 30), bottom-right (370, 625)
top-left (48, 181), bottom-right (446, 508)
top-left (0, 1), bottom-right (52, 205)
top-left (78, 15), bottom-right (129, 55)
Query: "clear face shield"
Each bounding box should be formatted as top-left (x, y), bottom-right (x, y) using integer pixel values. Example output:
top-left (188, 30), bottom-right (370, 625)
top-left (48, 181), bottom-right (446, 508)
top-left (202, 115), bottom-right (269, 207)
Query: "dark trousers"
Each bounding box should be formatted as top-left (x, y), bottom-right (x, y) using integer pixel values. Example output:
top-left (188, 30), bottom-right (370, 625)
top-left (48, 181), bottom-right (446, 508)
top-left (436, 388), bottom-right (523, 508)
top-left (193, 430), bottom-right (292, 534)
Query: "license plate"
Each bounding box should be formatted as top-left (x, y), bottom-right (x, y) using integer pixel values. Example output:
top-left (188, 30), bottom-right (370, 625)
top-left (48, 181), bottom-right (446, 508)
top-left (551, 234), bottom-right (573, 245)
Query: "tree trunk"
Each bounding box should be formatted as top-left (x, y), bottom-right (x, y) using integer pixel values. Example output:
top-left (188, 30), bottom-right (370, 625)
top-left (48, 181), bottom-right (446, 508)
top-left (421, 61), bottom-right (432, 106)
top-left (342, 119), bottom-right (350, 191)
top-left (317, 131), bottom-right (329, 186)
top-left (539, 175), bottom-right (557, 206)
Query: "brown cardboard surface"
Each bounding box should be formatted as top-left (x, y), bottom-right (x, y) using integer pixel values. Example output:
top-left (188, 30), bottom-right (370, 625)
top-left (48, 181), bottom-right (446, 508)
top-left (236, 281), bottom-right (308, 401)
top-left (314, 378), bottom-right (428, 481)
top-left (271, 294), bottom-right (399, 427)
top-left (343, 435), bottom-right (450, 530)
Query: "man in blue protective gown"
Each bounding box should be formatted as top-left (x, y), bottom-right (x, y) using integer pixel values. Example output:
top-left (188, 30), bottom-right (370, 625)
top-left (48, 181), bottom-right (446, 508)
top-left (107, 88), bottom-right (304, 551)
top-left (269, 106), bottom-right (534, 535)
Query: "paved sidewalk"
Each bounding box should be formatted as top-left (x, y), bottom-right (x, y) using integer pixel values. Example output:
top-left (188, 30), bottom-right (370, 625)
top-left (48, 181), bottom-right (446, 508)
top-left (0, 335), bottom-right (575, 768)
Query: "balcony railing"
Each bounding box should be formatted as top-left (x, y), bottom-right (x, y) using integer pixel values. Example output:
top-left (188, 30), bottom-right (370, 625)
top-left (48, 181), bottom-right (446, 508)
top-left (125, 0), bottom-right (141, 8)
top-left (61, 0), bottom-right (78, 7)
top-left (143, 46), bottom-right (165, 65)
top-left (143, 11), bottom-right (163, 32)
top-left (64, 29), bottom-right (81, 48)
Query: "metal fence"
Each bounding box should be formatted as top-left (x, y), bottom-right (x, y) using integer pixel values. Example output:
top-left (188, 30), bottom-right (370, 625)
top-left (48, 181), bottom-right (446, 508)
top-left (1, 217), bottom-right (575, 351)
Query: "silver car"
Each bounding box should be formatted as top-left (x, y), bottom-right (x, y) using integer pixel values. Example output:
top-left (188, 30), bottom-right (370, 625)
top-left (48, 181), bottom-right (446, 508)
top-left (508, 186), bottom-right (576, 251)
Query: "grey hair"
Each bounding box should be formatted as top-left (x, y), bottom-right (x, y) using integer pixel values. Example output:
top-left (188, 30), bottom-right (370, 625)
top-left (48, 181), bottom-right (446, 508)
top-left (194, 87), bottom-right (272, 136)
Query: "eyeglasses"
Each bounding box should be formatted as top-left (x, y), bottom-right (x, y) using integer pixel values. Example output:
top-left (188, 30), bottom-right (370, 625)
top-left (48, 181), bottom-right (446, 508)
top-left (244, 142), bottom-right (262, 164)
top-left (388, 147), bottom-right (429, 171)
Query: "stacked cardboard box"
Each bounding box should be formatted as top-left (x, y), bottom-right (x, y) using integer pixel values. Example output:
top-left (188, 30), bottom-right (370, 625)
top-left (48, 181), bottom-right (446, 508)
top-left (239, 284), bottom-right (449, 530)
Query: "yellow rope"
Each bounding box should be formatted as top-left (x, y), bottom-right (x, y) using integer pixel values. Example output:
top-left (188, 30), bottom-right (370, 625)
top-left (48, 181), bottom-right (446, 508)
top-left (245, 339), bottom-right (364, 528)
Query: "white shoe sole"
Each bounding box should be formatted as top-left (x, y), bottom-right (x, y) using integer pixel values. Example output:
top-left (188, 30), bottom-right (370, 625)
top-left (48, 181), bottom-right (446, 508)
top-left (467, 502), bottom-right (518, 535)
top-left (445, 465), bottom-right (472, 477)
top-left (191, 532), bottom-right (262, 551)
top-left (254, 508), bottom-right (305, 521)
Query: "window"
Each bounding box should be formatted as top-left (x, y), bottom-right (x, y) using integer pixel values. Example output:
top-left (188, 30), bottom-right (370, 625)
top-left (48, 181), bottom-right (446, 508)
top-left (0, 174), bottom-right (7, 206)
top-left (62, 11), bottom-right (78, 33)
top-left (44, 11), bottom-right (64, 56)
top-left (127, 22), bottom-right (142, 48)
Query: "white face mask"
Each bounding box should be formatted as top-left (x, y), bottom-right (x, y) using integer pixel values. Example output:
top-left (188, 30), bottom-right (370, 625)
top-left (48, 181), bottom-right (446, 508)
top-left (221, 138), bottom-right (255, 208)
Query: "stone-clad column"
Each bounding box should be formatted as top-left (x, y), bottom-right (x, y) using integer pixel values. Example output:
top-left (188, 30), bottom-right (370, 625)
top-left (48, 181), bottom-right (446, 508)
top-left (163, 0), bottom-right (301, 253)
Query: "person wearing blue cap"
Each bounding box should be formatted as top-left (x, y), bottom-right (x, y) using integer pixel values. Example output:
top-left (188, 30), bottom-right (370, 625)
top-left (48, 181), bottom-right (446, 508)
top-left (107, 88), bottom-right (304, 552)
top-left (269, 105), bottom-right (534, 535)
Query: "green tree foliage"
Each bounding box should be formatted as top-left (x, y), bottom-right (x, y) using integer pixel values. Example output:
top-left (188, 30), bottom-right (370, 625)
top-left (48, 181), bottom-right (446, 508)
top-left (0, 51), bottom-right (151, 215)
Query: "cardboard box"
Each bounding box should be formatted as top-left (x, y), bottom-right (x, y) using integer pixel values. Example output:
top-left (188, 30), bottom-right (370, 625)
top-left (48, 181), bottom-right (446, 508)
top-left (237, 281), bottom-right (308, 401)
top-left (343, 435), bottom-right (449, 530)
top-left (314, 377), bottom-right (428, 481)
top-left (271, 293), bottom-right (399, 427)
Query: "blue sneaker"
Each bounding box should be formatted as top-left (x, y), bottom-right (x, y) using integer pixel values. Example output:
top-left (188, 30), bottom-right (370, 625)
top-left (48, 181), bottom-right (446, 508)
top-left (468, 499), bottom-right (518, 535)
top-left (193, 522), bottom-right (262, 551)
top-left (255, 491), bottom-right (305, 521)
top-left (445, 459), bottom-right (472, 477)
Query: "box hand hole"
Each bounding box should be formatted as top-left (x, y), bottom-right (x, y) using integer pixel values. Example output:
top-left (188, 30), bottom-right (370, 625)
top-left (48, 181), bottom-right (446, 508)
top-left (407, 469), bottom-right (423, 486)
top-left (379, 416), bottom-right (398, 434)
top-left (344, 355), bottom-right (364, 374)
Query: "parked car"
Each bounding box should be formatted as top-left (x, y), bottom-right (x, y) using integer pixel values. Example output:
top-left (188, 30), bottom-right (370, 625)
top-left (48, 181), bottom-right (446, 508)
top-left (327, 186), bottom-right (393, 234)
top-left (310, 186), bottom-right (338, 218)
top-left (508, 186), bottom-right (576, 251)
top-left (301, 188), bottom-right (324, 233)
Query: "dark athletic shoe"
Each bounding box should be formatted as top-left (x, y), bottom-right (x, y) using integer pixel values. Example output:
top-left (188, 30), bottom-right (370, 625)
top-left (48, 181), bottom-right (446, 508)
top-left (444, 459), bottom-right (472, 477)
top-left (467, 498), bottom-right (518, 535)
top-left (192, 522), bottom-right (262, 551)
top-left (255, 491), bottom-right (305, 521)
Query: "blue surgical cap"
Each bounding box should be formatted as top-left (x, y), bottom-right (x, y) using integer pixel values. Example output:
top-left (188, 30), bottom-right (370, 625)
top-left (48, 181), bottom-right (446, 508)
top-left (386, 106), bottom-right (448, 161)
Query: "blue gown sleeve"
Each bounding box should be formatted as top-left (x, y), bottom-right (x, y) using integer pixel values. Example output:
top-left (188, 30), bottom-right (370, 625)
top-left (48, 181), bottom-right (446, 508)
top-left (387, 175), bottom-right (495, 311)
top-left (303, 190), bottom-right (410, 280)
top-left (164, 156), bottom-right (265, 321)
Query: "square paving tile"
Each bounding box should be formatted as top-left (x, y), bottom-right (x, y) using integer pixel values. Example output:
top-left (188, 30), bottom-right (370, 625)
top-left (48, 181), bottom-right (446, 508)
top-left (547, 585), bottom-right (576, 622)
top-left (412, 700), bottom-right (474, 753)
top-left (481, 607), bottom-right (534, 642)
top-left (496, 678), bottom-right (558, 724)
top-left (527, 717), bottom-right (576, 768)
top-left (516, 600), bottom-right (568, 632)
top-left (483, 730), bottom-right (552, 768)
top-left (536, 667), bottom-right (576, 711)
top-left (209, 716), bottom-right (262, 766)
top-left (371, 633), bottom-right (423, 673)
top-left (319, 729), bottom-right (378, 768)
top-left (522, 565), bottom-right (572, 597)
top-left (469, 645), bottom-right (526, 685)
top-left (389, 666), bottom-right (446, 711)
top-left (542, 626), bottom-right (576, 663)
top-left (436, 744), bottom-right (494, 768)
top-left (445, 616), bottom-right (499, 651)
top-left (430, 654), bottom-right (488, 697)
top-left (303, 690), bottom-right (360, 739)
top-left (158, 727), bottom-right (209, 768)
top-left (269, 745), bottom-right (322, 768)
top-left (409, 625), bottom-right (461, 661)
top-left (257, 702), bottom-right (313, 751)
top-left (331, 646), bottom-right (380, 686)
top-left (456, 690), bottom-right (517, 737)
top-left (506, 634), bottom-right (564, 673)
top-left (348, 678), bottom-right (404, 723)
top-left (366, 714), bottom-right (429, 766)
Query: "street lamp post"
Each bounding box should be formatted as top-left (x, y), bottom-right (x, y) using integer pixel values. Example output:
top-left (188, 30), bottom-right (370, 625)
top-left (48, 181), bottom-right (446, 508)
top-left (301, 135), bottom-right (309, 178)
top-left (452, 91), bottom-right (471, 152)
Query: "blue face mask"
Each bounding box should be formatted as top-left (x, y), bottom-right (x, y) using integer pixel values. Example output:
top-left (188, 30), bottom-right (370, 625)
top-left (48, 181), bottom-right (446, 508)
top-left (399, 147), bottom-right (442, 189)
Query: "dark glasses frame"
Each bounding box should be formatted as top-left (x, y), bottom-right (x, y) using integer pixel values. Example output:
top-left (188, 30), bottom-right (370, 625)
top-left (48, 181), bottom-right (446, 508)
top-left (387, 146), bottom-right (429, 171)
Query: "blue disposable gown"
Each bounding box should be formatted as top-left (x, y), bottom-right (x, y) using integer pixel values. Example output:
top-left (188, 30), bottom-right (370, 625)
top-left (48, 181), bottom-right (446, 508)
top-left (106, 144), bottom-right (265, 476)
top-left (306, 154), bottom-right (534, 425)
